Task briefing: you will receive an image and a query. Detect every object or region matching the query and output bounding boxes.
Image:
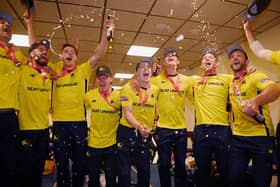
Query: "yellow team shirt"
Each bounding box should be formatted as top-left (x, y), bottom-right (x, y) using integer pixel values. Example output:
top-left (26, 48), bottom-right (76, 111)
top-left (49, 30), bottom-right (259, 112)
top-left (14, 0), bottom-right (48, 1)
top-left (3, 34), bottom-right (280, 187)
top-left (270, 50), bottom-right (280, 65)
top-left (85, 88), bottom-right (120, 148)
top-left (120, 82), bottom-right (159, 131)
top-left (50, 61), bottom-right (92, 121)
top-left (229, 71), bottom-right (275, 136)
top-left (151, 72), bottom-right (193, 129)
top-left (0, 47), bottom-right (27, 110)
top-left (18, 64), bottom-right (51, 130)
top-left (192, 74), bottom-right (232, 126)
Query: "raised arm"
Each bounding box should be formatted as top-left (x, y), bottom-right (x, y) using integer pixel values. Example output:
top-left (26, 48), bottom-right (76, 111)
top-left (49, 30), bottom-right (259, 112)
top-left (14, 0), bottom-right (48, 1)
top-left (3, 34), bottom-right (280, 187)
top-left (88, 19), bottom-right (112, 68)
top-left (23, 9), bottom-right (36, 45)
top-left (243, 19), bottom-right (256, 44)
top-left (243, 19), bottom-right (272, 61)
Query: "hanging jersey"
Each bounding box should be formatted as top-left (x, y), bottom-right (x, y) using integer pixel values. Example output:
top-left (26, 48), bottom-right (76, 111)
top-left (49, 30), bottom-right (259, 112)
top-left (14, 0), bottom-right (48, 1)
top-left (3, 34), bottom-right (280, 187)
top-left (270, 50), bottom-right (280, 65)
top-left (18, 65), bottom-right (51, 130)
top-left (229, 71), bottom-right (275, 136)
top-left (192, 74), bottom-right (232, 126)
top-left (50, 61), bottom-right (92, 121)
top-left (0, 48), bottom-right (27, 110)
top-left (151, 72), bottom-right (193, 129)
top-left (85, 88), bottom-right (120, 148)
top-left (120, 82), bottom-right (159, 131)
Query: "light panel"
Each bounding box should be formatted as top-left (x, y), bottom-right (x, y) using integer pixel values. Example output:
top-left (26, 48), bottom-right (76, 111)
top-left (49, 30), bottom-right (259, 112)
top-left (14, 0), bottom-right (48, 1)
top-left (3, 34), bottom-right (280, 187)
top-left (114, 73), bottom-right (134, 79)
top-left (127, 45), bottom-right (159, 57)
top-left (10, 34), bottom-right (29, 47)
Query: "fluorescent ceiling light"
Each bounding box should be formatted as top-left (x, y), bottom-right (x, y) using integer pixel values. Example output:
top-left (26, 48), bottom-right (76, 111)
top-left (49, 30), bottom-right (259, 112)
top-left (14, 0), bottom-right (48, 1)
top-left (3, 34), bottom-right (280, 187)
top-left (127, 45), bottom-right (159, 57)
top-left (114, 73), bottom-right (134, 79)
top-left (112, 86), bottom-right (122, 90)
top-left (10, 34), bottom-right (29, 47)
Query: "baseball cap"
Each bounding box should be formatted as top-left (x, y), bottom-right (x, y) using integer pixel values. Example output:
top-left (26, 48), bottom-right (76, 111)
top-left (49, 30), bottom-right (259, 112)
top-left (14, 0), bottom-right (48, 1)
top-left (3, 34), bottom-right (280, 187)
top-left (201, 47), bottom-right (217, 58)
top-left (227, 44), bottom-right (248, 59)
top-left (136, 57), bottom-right (153, 70)
top-left (0, 10), bottom-right (13, 25)
top-left (163, 47), bottom-right (178, 58)
top-left (29, 39), bottom-right (50, 53)
top-left (96, 65), bottom-right (112, 77)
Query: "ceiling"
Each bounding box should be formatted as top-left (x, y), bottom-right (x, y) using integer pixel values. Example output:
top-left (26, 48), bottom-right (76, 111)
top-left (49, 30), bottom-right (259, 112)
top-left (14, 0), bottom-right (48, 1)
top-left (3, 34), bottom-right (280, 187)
top-left (2, 0), bottom-right (280, 87)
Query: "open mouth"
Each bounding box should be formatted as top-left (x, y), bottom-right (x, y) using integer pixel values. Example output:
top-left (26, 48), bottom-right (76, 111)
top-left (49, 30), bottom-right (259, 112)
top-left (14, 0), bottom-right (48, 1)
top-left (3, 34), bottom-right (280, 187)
top-left (168, 58), bottom-right (174, 62)
top-left (66, 57), bottom-right (72, 61)
top-left (3, 27), bottom-right (10, 33)
top-left (205, 62), bottom-right (211, 67)
top-left (232, 61), bottom-right (240, 65)
top-left (143, 72), bottom-right (150, 77)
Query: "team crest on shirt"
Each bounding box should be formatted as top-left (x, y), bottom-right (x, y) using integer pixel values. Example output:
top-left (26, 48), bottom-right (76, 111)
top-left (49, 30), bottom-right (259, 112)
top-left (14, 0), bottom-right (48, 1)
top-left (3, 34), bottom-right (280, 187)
top-left (161, 80), bottom-right (165, 83)
top-left (92, 99), bottom-right (96, 103)
top-left (151, 94), bottom-right (154, 98)
top-left (30, 74), bottom-right (35, 77)
top-left (111, 100), bottom-right (115, 104)
top-left (98, 67), bottom-right (105, 71)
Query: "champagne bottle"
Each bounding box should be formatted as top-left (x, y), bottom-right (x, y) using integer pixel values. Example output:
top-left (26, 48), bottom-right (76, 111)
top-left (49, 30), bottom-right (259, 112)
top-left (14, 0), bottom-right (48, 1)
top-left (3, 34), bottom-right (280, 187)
top-left (253, 113), bottom-right (265, 124)
top-left (106, 16), bottom-right (113, 42)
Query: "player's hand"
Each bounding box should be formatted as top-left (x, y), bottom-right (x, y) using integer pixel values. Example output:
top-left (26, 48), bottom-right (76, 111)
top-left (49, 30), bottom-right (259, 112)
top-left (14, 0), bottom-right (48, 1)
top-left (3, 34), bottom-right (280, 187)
top-left (242, 100), bottom-right (258, 117)
top-left (139, 124), bottom-right (149, 138)
top-left (242, 19), bottom-right (251, 31)
top-left (23, 9), bottom-right (33, 24)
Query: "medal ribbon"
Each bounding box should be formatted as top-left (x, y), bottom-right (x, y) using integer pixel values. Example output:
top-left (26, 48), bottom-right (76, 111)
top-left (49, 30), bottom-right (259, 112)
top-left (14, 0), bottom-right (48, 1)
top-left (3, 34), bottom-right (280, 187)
top-left (58, 65), bottom-right (77, 77)
top-left (164, 71), bottom-right (181, 92)
top-left (99, 88), bottom-right (117, 109)
top-left (0, 43), bottom-right (21, 66)
top-left (199, 69), bottom-right (217, 85)
top-left (29, 60), bottom-right (48, 80)
top-left (137, 86), bottom-right (150, 108)
top-left (231, 70), bottom-right (247, 96)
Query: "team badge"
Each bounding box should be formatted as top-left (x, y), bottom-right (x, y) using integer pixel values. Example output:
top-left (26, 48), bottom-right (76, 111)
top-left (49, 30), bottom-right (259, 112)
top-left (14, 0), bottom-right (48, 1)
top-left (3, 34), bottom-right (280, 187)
top-left (98, 67), bottom-right (104, 71)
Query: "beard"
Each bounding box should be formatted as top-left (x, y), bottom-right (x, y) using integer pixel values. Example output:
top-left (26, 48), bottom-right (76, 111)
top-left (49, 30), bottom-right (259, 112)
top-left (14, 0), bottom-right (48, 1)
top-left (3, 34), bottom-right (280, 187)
top-left (35, 57), bottom-right (48, 66)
